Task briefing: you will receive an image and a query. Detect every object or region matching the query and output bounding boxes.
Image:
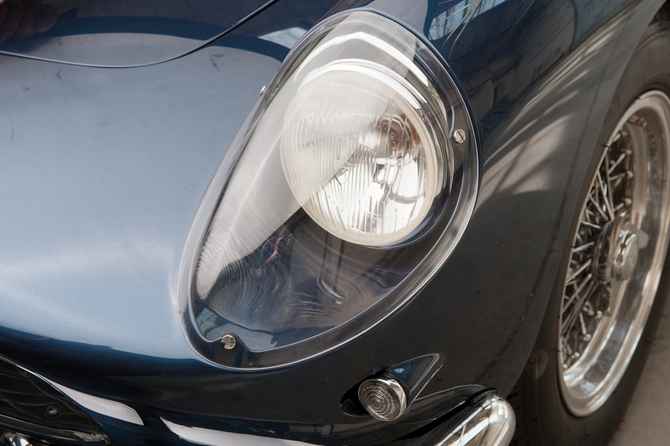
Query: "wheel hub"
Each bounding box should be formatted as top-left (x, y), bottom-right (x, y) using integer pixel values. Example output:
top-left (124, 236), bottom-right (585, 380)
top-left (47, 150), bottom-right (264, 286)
top-left (594, 217), bottom-right (643, 283)
top-left (613, 223), bottom-right (640, 281)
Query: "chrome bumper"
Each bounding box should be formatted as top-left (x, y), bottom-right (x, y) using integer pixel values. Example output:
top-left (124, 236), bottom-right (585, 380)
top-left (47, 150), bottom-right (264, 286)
top-left (407, 392), bottom-right (515, 446)
top-left (162, 391), bottom-right (515, 446)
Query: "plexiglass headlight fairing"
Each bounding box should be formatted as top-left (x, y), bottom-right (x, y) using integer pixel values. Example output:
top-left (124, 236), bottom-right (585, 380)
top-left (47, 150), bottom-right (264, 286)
top-left (180, 10), bottom-right (479, 369)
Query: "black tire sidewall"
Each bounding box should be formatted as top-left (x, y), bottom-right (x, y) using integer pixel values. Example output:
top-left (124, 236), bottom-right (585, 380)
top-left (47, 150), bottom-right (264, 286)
top-left (522, 20), bottom-right (670, 446)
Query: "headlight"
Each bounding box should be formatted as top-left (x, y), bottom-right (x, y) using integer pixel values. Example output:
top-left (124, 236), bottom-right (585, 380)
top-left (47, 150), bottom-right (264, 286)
top-left (181, 10), bottom-right (479, 369)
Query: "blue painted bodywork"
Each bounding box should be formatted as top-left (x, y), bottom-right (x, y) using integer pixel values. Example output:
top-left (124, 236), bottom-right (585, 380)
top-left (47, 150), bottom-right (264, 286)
top-left (0, 0), bottom-right (665, 444)
top-left (0, 0), bottom-right (277, 66)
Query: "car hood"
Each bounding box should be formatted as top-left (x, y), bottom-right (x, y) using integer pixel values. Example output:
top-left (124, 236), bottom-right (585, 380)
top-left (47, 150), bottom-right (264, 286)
top-left (0, 0), bottom-right (277, 67)
top-left (0, 40), bottom-right (284, 369)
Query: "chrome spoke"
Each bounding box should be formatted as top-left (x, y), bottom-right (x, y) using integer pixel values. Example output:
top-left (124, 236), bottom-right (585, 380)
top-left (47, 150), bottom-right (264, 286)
top-left (588, 192), bottom-right (609, 221)
top-left (566, 259), bottom-right (592, 284)
top-left (573, 242), bottom-right (595, 253)
top-left (561, 276), bottom-right (597, 336)
top-left (580, 221), bottom-right (601, 230)
top-left (596, 170), bottom-right (615, 221)
top-left (608, 152), bottom-right (626, 175)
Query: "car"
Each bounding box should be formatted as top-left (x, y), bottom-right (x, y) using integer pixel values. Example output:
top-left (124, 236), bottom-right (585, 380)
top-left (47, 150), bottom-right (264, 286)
top-left (1, 0), bottom-right (669, 445)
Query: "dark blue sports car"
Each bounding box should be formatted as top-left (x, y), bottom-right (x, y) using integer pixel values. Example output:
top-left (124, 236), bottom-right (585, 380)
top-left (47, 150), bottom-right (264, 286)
top-left (1, 0), bottom-right (669, 445)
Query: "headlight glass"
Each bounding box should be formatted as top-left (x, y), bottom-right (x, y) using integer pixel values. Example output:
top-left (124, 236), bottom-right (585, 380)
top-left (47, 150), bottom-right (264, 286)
top-left (182, 10), bottom-right (479, 368)
top-left (281, 55), bottom-right (451, 246)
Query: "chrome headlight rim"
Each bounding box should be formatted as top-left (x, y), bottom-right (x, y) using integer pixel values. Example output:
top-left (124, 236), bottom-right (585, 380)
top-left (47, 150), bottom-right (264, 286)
top-left (178, 8), bottom-right (480, 370)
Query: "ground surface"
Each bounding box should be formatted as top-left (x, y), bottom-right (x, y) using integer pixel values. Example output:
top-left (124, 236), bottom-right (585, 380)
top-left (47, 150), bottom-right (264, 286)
top-left (609, 296), bottom-right (670, 445)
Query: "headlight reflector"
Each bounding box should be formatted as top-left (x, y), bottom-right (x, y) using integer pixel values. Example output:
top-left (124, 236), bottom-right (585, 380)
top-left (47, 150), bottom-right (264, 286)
top-left (281, 60), bottom-right (451, 246)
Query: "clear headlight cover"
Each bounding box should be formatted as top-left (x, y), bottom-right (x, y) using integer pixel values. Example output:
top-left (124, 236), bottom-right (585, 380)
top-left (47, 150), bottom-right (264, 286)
top-left (181, 10), bottom-right (479, 369)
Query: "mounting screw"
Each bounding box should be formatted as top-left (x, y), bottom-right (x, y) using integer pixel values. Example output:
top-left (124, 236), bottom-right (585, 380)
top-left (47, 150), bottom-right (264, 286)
top-left (259, 85), bottom-right (267, 96)
top-left (221, 334), bottom-right (237, 350)
top-left (46, 405), bottom-right (59, 416)
top-left (451, 129), bottom-right (466, 144)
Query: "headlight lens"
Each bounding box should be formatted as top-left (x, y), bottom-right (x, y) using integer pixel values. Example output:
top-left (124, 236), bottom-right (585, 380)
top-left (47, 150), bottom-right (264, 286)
top-left (182, 10), bottom-right (478, 368)
top-left (281, 57), bottom-right (451, 246)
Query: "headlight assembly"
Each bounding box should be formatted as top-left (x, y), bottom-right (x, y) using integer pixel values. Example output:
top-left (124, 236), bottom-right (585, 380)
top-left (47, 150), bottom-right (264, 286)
top-left (180, 10), bottom-right (479, 369)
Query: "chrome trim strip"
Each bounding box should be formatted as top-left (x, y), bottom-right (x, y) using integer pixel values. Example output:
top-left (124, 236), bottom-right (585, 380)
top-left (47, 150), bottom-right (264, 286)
top-left (0, 355), bottom-right (143, 427)
top-left (46, 380), bottom-right (143, 427)
top-left (161, 419), bottom-right (317, 446)
top-left (408, 392), bottom-right (515, 446)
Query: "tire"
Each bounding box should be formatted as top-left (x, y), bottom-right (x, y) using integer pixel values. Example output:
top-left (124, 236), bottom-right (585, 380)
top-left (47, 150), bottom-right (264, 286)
top-left (510, 15), bottom-right (670, 446)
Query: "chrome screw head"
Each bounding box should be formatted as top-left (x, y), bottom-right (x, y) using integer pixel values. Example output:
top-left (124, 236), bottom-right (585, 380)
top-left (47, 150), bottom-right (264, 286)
top-left (451, 129), bottom-right (466, 144)
top-left (259, 85), bottom-right (267, 96)
top-left (221, 334), bottom-right (237, 350)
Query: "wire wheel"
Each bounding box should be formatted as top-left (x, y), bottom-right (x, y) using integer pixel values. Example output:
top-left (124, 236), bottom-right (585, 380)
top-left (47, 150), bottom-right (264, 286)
top-left (558, 90), bottom-right (670, 416)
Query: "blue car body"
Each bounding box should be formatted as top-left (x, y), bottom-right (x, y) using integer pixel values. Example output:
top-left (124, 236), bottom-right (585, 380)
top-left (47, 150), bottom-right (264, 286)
top-left (0, 0), bottom-right (665, 444)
